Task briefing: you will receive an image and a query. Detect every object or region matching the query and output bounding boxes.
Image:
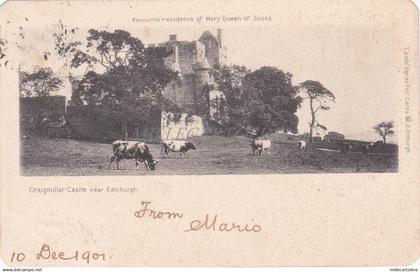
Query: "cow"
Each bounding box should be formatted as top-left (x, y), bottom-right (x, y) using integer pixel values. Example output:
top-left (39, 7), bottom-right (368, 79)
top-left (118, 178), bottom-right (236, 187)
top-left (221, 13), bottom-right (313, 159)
top-left (108, 140), bottom-right (158, 171)
top-left (161, 140), bottom-right (196, 157)
top-left (298, 140), bottom-right (307, 151)
top-left (250, 139), bottom-right (271, 156)
top-left (340, 142), bottom-right (352, 154)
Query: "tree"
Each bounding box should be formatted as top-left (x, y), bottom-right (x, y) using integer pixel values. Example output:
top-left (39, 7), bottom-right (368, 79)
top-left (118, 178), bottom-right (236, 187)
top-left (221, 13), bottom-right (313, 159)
top-left (298, 80), bottom-right (335, 143)
top-left (19, 67), bottom-right (63, 97)
top-left (241, 67), bottom-right (301, 134)
top-left (210, 64), bottom-right (250, 125)
top-left (52, 20), bottom-right (81, 71)
top-left (69, 29), bottom-right (179, 139)
top-left (373, 121), bottom-right (394, 143)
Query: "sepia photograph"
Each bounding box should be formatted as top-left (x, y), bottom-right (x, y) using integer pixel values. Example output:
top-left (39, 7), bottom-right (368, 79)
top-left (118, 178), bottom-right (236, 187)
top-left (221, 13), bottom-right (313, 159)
top-left (1, 0), bottom-right (419, 268)
top-left (15, 24), bottom-right (399, 175)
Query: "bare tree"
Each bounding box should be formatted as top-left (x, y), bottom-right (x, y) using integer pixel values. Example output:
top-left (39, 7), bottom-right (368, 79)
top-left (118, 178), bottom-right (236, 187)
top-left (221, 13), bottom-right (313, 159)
top-left (373, 121), bottom-right (394, 144)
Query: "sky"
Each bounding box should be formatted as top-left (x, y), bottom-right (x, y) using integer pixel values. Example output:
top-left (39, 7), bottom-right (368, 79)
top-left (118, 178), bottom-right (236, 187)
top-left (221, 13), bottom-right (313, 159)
top-left (129, 25), bottom-right (400, 142)
top-left (18, 24), bottom-right (400, 142)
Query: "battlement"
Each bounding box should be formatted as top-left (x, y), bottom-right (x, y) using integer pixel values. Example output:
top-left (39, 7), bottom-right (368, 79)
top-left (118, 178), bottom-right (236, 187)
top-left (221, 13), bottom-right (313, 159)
top-left (159, 30), bottom-right (225, 113)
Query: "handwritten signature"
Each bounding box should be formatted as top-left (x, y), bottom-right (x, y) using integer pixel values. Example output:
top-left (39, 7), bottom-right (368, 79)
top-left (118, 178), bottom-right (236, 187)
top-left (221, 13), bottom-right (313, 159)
top-left (185, 214), bottom-right (261, 232)
top-left (134, 201), bottom-right (262, 233)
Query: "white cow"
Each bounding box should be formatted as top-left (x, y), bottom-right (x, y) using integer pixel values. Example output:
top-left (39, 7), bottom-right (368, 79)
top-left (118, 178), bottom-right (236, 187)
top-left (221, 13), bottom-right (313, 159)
top-left (250, 139), bottom-right (271, 156)
top-left (161, 140), bottom-right (196, 157)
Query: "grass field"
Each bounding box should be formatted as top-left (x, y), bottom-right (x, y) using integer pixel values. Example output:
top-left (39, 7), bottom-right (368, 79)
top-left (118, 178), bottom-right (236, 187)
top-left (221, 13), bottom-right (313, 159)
top-left (20, 135), bottom-right (398, 176)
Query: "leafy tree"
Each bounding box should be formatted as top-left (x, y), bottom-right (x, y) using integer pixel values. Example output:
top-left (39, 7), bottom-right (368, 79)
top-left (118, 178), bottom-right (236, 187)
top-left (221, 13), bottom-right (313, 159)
top-left (210, 64), bottom-right (250, 125)
top-left (19, 67), bottom-right (63, 97)
top-left (69, 29), bottom-right (179, 139)
top-left (241, 67), bottom-right (301, 134)
top-left (298, 80), bottom-right (335, 143)
top-left (211, 66), bottom-right (301, 134)
top-left (373, 121), bottom-right (394, 143)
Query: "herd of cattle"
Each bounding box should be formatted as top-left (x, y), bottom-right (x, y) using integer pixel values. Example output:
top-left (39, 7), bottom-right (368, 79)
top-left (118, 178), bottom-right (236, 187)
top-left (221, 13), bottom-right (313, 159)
top-left (108, 138), bottom-right (376, 171)
top-left (108, 139), bottom-right (198, 171)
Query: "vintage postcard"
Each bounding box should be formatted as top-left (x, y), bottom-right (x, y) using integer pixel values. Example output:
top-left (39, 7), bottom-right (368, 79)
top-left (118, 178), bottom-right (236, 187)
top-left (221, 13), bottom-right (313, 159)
top-left (0, 0), bottom-right (419, 267)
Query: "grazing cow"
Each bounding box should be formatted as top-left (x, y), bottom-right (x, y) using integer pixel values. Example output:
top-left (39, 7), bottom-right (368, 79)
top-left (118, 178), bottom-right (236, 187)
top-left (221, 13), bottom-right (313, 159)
top-left (298, 140), bottom-right (307, 151)
top-left (108, 140), bottom-right (158, 171)
top-left (161, 140), bottom-right (196, 157)
top-left (250, 139), bottom-right (272, 156)
top-left (340, 142), bottom-right (352, 154)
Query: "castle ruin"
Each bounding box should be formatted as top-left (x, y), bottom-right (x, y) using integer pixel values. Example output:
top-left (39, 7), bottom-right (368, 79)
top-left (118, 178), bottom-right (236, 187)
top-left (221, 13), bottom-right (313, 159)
top-left (154, 29), bottom-right (226, 114)
top-left (67, 29), bottom-right (227, 141)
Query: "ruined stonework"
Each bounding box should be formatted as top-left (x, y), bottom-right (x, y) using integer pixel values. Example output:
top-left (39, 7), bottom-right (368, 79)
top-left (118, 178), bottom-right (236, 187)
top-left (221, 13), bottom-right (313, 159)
top-left (154, 29), bottom-right (226, 114)
top-left (161, 112), bottom-right (205, 140)
top-left (67, 30), bottom-right (227, 141)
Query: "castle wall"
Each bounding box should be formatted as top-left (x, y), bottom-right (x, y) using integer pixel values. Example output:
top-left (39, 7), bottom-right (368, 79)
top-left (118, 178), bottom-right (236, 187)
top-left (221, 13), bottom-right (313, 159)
top-left (162, 73), bottom-right (195, 112)
top-left (63, 30), bottom-right (223, 142)
top-left (193, 66), bottom-right (211, 114)
top-left (160, 40), bottom-right (205, 75)
top-left (69, 75), bottom-right (83, 106)
top-left (181, 73), bottom-right (196, 111)
top-left (178, 42), bottom-right (204, 74)
top-left (160, 31), bottom-right (222, 114)
top-left (161, 112), bottom-right (204, 140)
top-left (199, 36), bottom-right (220, 68)
top-left (162, 81), bottom-right (178, 104)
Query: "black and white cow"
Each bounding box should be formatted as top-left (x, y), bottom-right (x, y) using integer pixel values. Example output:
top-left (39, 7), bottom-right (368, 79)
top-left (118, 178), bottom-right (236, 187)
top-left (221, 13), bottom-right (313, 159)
top-left (161, 140), bottom-right (196, 157)
top-left (250, 139), bottom-right (271, 156)
top-left (108, 140), bottom-right (158, 171)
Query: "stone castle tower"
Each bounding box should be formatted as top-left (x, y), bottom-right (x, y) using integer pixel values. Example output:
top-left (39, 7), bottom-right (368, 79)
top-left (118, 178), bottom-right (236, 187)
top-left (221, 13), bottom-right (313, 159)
top-left (66, 29), bottom-right (227, 140)
top-left (150, 29), bottom-right (227, 114)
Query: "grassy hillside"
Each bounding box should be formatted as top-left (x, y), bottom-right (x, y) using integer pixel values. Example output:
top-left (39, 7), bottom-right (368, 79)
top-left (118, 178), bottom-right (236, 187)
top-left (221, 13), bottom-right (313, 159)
top-left (21, 135), bottom-right (398, 176)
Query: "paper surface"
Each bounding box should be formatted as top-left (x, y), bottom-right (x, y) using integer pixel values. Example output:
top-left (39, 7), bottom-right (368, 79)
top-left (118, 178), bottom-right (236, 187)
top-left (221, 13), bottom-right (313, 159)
top-left (0, 0), bottom-right (419, 267)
